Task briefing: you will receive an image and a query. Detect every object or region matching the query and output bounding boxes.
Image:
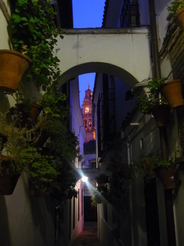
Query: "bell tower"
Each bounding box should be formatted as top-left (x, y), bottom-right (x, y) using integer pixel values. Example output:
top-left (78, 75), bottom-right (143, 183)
top-left (82, 84), bottom-right (95, 143)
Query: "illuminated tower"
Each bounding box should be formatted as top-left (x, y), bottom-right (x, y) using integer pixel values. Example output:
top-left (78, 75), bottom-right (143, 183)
top-left (82, 84), bottom-right (95, 142)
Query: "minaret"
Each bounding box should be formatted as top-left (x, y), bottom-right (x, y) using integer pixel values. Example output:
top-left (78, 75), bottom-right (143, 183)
top-left (82, 84), bottom-right (95, 142)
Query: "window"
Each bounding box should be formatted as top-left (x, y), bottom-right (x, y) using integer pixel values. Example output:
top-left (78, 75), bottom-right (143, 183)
top-left (84, 120), bottom-right (87, 129)
top-left (120, 0), bottom-right (140, 28)
top-left (85, 107), bottom-right (89, 113)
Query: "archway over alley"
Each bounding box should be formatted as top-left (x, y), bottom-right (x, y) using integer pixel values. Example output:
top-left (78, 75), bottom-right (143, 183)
top-left (57, 27), bottom-right (151, 87)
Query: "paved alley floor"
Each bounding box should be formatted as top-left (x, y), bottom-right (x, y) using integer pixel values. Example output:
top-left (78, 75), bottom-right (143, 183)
top-left (70, 222), bottom-right (102, 246)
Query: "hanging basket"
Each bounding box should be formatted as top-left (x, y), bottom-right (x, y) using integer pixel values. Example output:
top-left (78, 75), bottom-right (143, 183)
top-left (161, 80), bottom-right (183, 108)
top-left (176, 8), bottom-right (184, 30)
top-left (0, 49), bottom-right (32, 93)
top-left (151, 104), bottom-right (170, 128)
top-left (157, 165), bottom-right (176, 190)
top-left (0, 155), bottom-right (20, 195)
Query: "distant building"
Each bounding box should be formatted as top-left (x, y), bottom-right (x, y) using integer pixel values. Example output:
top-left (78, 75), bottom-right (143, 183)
top-left (81, 84), bottom-right (97, 222)
top-left (81, 84), bottom-right (96, 169)
top-left (82, 84), bottom-right (95, 143)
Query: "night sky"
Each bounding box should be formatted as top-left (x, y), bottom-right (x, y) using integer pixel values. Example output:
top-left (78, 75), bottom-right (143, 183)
top-left (72, 0), bottom-right (106, 106)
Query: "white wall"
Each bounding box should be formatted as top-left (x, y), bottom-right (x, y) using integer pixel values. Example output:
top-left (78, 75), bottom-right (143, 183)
top-left (0, 0), bottom-right (11, 49)
top-left (69, 78), bottom-right (85, 242)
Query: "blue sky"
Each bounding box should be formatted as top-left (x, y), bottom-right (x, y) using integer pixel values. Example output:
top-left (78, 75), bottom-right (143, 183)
top-left (72, 0), bottom-right (106, 106)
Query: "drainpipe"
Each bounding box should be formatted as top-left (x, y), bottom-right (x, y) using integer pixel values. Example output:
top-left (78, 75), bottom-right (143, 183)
top-left (148, 1), bottom-right (176, 246)
top-left (0, 0), bottom-right (10, 22)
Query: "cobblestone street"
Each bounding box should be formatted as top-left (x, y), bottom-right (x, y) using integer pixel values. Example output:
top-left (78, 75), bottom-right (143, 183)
top-left (70, 222), bottom-right (102, 246)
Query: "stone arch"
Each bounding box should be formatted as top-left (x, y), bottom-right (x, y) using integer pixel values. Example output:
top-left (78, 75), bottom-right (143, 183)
top-left (57, 28), bottom-right (151, 87)
top-left (59, 62), bottom-right (139, 88)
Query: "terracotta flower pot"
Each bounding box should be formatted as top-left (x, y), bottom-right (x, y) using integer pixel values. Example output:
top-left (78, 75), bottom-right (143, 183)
top-left (145, 163), bottom-right (157, 180)
top-left (0, 133), bottom-right (7, 150)
top-left (161, 80), bottom-right (183, 108)
top-left (176, 8), bottom-right (184, 30)
top-left (158, 165), bottom-right (176, 190)
top-left (151, 104), bottom-right (170, 128)
top-left (0, 50), bottom-right (32, 93)
top-left (0, 155), bottom-right (20, 195)
top-left (29, 104), bottom-right (42, 124)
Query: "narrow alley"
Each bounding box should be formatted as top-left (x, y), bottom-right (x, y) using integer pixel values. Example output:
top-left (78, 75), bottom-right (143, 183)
top-left (69, 222), bottom-right (102, 246)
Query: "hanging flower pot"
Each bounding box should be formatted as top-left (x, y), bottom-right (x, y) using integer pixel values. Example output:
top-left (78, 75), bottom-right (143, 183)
top-left (0, 155), bottom-right (20, 195)
top-left (0, 133), bottom-right (7, 151)
top-left (176, 8), bottom-right (184, 30)
top-left (144, 162), bottom-right (157, 180)
top-left (157, 165), bottom-right (176, 190)
top-left (151, 104), bottom-right (170, 128)
top-left (0, 50), bottom-right (32, 93)
top-left (161, 80), bottom-right (183, 108)
top-left (29, 104), bottom-right (42, 124)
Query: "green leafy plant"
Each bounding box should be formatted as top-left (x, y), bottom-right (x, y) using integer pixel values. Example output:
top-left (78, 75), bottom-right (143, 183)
top-left (104, 157), bottom-right (130, 204)
top-left (96, 174), bottom-right (109, 194)
top-left (49, 159), bottom-right (77, 199)
top-left (133, 152), bottom-right (175, 181)
top-left (21, 147), bottom-right (59, 193)
top-left (6, 1), bottom-right (79, 198)
top-left (167, 0), bottom-right (184, 18)
top-left (156, 157), bottom-right (175, 168)
top-left (37, 86), bottom-right (79, 162)
top-left (9, 0), bottom-right (63, 90)
top-left (0, 112), bottom-right (39, 175)
top-left (39, 86), bottom-right (68, 119)
top-left (133, 154), bottom-right (158, 181)
top-left (136, 77), bottom-right (167, 114)
top-left (91, 192), bottom-right (103, 206)
top-left (147, 77), bottom-right (167, 96)
top-left (95, 158), bottom-right (130, 205)
top-left (136, 95), bottom-right (156, 114)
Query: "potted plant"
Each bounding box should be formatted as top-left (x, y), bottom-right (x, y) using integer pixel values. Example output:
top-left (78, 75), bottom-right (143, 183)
top-left (147, 77), bottom-right (183, 109)
top-left (136, 78), bottom-right (171, 128)
top-left (0, 112), bottom-right (39, 195)
top-left (96, 173), bottom-right (109, 194)
top-left (133, 154), bottom-right (158, 181)
top-left (91, 192), bottom-right (103, 206)
top-left (133, 152), bottom-right (176, 189)
top-left (0, 155), bottom-right (20, 195)
top-left (156, 157), bottom-right (176, 190)
top-left (20, 147), bottom-right (59, 197)
top-left (167, 0), bottom-right (184, 29)
top-left (49, 159), bottom-right (77, 200)
top-left (96, 158), bottom-right (130, 207)
top-left (37, 86), bottom-right (79, 161)
top-left (161, 79), bottom-right (183, 108)
top-left (9, 0), bottom-right (63, 91)
top-left (13, 91), bottom-right (42, 125)
top-left (0, 49), bottom-right (32, 93)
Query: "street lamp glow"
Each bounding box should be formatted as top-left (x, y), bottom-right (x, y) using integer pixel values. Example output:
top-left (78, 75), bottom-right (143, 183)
top-left (82, 176), bottom-right (88, 182)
